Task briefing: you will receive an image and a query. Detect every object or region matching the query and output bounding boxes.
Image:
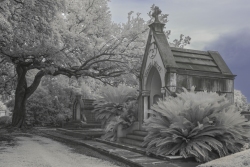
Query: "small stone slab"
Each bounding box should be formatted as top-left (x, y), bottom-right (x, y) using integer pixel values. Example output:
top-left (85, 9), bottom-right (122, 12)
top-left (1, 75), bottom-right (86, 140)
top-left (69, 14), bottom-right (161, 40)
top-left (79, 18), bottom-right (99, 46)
top-left (142, 162), bottom-right (179, 167)
top-left (130, 156), bottom-right (166, 164)
top-left (110, 150), bottom-right (142, 158)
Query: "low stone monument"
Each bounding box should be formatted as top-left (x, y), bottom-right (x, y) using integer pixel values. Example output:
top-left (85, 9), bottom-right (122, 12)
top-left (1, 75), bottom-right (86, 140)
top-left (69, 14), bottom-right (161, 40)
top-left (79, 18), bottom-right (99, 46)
top-left (72, 95), bottom-right (85, 122)
top-left (63, 95), bottom-right (101, 129)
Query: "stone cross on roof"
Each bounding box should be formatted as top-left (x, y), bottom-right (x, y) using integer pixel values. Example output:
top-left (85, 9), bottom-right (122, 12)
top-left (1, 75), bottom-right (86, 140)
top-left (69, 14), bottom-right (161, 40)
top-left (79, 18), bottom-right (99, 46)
top-left (152, 6), bottom-right (162, 23)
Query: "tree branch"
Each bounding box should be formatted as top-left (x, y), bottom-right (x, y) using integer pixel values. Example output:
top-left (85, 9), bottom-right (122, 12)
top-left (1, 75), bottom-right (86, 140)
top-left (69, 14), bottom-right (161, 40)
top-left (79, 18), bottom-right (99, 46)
top-left (82, 59), bottom-right (125, 70)
top-left (26, 70), bottom-right (45, 98)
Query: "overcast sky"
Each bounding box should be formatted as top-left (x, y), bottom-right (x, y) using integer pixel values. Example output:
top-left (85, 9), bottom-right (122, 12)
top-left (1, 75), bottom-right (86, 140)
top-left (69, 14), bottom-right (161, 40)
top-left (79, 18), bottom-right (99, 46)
top-left (108, 0), bottom-right (250, 102)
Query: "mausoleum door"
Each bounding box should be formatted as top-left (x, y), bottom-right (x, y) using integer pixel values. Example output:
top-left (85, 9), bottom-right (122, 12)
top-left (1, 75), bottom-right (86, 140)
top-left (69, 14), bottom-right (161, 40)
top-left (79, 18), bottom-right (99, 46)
top-left (145, 67), bottom-right (162, 119)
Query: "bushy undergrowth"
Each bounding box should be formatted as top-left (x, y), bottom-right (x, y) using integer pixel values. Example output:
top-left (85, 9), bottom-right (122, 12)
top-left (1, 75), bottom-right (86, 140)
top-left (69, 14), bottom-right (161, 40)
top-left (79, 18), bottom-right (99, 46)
top-left (143, 87), bottom-right (250, 162)
top-left (0, 116), bottom-right (12, 128)
top-left (92, 84), bottom-right (138, 141)
top-left (6, 86), bottom-right (73, 127)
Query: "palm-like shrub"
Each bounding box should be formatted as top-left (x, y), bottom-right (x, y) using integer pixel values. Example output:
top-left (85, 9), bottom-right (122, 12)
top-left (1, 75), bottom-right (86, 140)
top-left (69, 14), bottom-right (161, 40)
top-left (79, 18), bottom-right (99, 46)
top-left (101, 101), bottom-right (138, 141)
top-left (92, 84), bottom-right (137, 127)
top-left (92, 84), bottom-right (138, 141)
top-left (143, 87), bottom-right (250, 162)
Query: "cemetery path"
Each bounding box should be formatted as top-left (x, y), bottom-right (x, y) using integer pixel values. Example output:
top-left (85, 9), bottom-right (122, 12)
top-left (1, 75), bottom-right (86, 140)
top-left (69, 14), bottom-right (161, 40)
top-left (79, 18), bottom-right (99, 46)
top-left (0, 135), bottom-right (120, 167)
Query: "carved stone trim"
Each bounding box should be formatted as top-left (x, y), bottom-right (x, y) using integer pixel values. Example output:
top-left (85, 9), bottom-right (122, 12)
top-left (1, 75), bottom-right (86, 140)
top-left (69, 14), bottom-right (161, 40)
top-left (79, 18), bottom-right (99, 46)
top-left (142, 90), bottom-right (150, 96)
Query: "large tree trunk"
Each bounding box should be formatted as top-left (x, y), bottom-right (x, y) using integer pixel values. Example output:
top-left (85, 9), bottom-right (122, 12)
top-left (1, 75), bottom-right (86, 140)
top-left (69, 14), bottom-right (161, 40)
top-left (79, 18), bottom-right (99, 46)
top-left (12, 65), bottom-right (28, 128)
top-left (12, 65), bottom-right (44, 128)
top-left (12, 93), bottom-right (27, 128)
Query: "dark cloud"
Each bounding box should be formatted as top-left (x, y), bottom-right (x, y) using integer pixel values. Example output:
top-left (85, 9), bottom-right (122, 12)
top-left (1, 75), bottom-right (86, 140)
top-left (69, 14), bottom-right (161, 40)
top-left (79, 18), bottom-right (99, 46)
top-left (205, 28), bottom-right (250, 102)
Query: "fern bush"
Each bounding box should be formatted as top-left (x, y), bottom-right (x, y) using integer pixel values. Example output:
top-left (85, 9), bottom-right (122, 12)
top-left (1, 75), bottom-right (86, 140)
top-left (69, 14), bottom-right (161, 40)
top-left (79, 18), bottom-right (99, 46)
top-left (101, 101), bottom-right (138, 141)
top-left (92, 84), bottom-right (137, 127)
top-left (143, 87), bottom-right (250, 162)
top-left (92, 84), bottom-right (138, 141)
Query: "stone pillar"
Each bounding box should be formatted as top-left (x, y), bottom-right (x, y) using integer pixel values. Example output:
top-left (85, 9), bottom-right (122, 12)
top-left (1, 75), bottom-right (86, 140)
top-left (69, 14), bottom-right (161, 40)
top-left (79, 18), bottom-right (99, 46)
top-left (221, 79), bottom-right (234, 104)
top-left (142, 90), bottom-right (150, 121)
top-left (166, 68), bottom-right (177, 93)
top-left (161, 87), bottom-right (167, 99)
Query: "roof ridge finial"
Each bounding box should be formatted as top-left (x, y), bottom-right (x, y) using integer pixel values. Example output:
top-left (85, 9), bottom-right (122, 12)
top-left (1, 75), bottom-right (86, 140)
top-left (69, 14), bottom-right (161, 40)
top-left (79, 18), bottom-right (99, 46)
top-left (152, 6), bottom-right (162, 23)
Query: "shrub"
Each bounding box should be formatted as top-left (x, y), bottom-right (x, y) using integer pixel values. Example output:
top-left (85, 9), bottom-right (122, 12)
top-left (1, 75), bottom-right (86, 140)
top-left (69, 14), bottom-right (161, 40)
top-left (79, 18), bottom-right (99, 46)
top-left (56, 113), bottom-right (66, 127)
top-left (0, 116), bottom-right (12, 127)
top-left (234, 89), bottom-right (249, 112)
top-left (143, 87), bottom-right (250, 163)
top-left (92, 84), bottom-right (138, 141)
top-left (92, 84), bottom-right (137, 127)
top-left (101, 101), bottom-right (138, 141)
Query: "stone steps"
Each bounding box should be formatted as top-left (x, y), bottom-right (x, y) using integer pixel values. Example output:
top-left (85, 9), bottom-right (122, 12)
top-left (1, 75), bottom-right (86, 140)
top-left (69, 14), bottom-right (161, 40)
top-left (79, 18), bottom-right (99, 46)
top-left (126, 134), bottom-right (145, 141)
top-left (133, 130), bottom-right (148, 136)
top-left (119, 130), bottom-right (148, 148)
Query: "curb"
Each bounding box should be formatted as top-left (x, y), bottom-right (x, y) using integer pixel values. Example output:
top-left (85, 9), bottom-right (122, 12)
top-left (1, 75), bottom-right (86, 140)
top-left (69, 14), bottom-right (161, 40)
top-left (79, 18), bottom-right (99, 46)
top-left (41, 130), bottom-right (144, 167)
top-left (95, 138), bottom-right (185, 161)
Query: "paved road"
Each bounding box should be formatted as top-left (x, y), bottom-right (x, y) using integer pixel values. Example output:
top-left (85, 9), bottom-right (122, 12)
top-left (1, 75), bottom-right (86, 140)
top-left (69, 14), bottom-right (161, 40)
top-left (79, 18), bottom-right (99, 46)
top-left (0, 135), bottom-right (120, 167)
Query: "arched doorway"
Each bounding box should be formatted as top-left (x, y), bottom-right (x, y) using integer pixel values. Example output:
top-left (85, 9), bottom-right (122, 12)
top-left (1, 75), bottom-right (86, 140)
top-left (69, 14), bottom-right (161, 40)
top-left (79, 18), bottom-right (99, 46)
top-left (144, 66), bottom-right (162, 119)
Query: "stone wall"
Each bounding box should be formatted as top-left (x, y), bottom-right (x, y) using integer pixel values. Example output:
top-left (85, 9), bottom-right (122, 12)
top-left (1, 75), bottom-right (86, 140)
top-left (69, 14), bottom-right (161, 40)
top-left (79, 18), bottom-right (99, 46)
top-left (176, 74), bottom-right (234, 103)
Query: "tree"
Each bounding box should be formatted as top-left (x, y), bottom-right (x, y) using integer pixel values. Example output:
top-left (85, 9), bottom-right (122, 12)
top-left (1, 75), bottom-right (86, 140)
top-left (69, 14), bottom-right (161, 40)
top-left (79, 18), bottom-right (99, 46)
top-left (0, 61), bottom-right (15, 102)
top-left (0, 0), bottom-right (145, 128)
top-left (0, 100), bottom-right (7, 111)
top-left (234, 89), bottom-right (249, 112)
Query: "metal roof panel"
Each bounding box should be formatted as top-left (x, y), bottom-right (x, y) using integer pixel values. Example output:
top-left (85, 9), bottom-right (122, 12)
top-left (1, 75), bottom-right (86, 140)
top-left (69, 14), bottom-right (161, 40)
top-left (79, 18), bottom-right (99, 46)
top-left (172, 51), bottom-right (213, 60)
top-left (174, 57), bottom-right (217, 66)
top-left (176, 63), bottom-right (221, 73)
top-left (171, 47), bottom-right (209, 55)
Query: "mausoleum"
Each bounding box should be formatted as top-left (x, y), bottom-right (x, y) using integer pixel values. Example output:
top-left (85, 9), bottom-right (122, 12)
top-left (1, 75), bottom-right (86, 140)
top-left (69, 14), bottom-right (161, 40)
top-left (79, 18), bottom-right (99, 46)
top-left (137, 7), bottom-right (235, 129)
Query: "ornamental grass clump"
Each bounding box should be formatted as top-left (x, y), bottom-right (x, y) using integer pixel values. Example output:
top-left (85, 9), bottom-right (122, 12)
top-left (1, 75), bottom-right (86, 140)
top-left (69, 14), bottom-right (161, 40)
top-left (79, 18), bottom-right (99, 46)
top-left (143, 86), bottom-right (250, 163)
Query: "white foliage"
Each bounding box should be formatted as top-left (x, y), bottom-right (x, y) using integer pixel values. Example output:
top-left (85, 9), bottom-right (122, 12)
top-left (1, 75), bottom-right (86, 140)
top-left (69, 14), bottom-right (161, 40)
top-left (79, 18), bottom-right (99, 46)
top-left (234, 89), bottom-right (249, 111)
top-left (0, 101), bottom-right (7, 111)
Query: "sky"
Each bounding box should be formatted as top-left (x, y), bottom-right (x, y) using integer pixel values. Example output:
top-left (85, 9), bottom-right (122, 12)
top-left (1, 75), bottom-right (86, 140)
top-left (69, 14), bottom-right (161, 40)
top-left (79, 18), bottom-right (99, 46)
top-left (108, 0), bottom-right (250, 102)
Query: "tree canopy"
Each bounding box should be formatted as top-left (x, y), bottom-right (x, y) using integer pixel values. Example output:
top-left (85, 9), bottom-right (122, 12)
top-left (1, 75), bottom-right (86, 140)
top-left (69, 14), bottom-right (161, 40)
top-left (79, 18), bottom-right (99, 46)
top-left (0, 0), bottom-right (145, 82)
top-left (0, 0), bottom-right (150, 127)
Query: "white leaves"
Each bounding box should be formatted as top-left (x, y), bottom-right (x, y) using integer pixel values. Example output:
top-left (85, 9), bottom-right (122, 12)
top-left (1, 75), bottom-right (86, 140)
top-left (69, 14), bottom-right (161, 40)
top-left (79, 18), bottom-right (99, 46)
top-left (170, 34), bottom-right (192, 48)
top-left (0, 13), bottom-right (13, 47)
top-left (0, 101), bottom-right (7, 111)
top-left (234, 89), bottom-right (249, 111)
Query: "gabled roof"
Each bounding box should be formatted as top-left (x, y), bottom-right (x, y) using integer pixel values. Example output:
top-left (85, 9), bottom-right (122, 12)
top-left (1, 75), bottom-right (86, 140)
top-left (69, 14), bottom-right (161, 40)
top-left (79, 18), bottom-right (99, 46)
top-left (170, 47), bottom-right (233, 75)
top-left (140, 27), bottom-right (178, 78)
top-left (153, 31), bottom-right (177, 69)
top-left (140, 16), bottom-right (234, 78)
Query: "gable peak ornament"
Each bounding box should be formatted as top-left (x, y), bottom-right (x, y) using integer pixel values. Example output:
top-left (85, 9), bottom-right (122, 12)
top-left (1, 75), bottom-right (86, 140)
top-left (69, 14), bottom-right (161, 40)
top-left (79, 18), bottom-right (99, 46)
top-left (148, 5), bottom-right (165, 33)
top-left (152, 6), bottom-right (162, 23)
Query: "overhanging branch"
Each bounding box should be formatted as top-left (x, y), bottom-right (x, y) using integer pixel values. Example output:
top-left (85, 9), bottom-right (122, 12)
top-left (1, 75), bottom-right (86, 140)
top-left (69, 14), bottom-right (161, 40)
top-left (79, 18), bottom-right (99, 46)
top-left (26, 70), bottom-right (45, 98)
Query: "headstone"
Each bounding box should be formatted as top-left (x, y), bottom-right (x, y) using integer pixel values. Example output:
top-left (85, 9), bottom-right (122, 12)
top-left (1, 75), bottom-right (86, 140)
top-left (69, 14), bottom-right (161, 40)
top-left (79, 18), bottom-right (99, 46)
top-left (72, 95), bottom-right (84, 121)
